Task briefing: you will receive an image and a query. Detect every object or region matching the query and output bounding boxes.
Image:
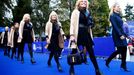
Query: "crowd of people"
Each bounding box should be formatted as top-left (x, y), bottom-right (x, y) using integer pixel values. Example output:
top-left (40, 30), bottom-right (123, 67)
top-left (0, 0), bottom-right (132, 75)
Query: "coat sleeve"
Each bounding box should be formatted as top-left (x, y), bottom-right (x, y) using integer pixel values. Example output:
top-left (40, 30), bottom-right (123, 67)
top-left (110, 15), bottom-right (122, 36)
top-left (18, 21), bottom-right (24, 43)
top-left (70, 10), bottom-right (76, 36)
top-left (45, 22), bottom-right (49, 38)
top-left (59, 22), bottom-right (65, 35)
top-left (18, 21), bottom-right (24, 38)
top-left (32, 29), bottom-right (35, 42)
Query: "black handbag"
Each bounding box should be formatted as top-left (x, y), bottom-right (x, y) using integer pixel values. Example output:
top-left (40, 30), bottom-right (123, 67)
top-left (67, 50), bottom-right (84, 65)
top-left (67, 40), bottom-right (84, 65)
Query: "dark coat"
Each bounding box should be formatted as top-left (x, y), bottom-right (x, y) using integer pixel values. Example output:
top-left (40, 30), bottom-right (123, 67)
top-left (110, 12), bottom-right (127, 47)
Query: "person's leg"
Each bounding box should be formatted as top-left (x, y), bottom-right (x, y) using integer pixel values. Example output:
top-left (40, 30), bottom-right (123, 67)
top-left (106, 47), bottom-right (121, 67)
top-left (120, 46), bottom-right (129, 71)
top-left (17, 43), bottom-right (21, 61)
top-left (11, 47), bottom-right (15, 59)
top-left (28, 43), bottom-right (36, 64)
top-left (86, 45), bottom-right (102, 75)
top-left (69, 48), bottom-right (77, 75)
top-left (4, 46), bottom-right (8, 56)
top-left (19, 42), bottom-right (25, 63)
top-left (48, 51), bottom-right (54, 66)
top-left (54, 50), bottom-right (62, 72)
top-left (7, 46), bottom-right (11, 57)
top-left (83, 46), bottom-right (88, 64)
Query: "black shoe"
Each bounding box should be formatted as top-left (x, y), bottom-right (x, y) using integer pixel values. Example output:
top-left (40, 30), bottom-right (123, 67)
top-left (70, 70), bottom-right (75, 75)
top-left (47, 61), bottom-right (51, 67)
top-left (57, 65), bottom-right (63, 72)
top-left (31, 58), bottom-right (36, 64)
top-left (96, 70), bottom-right (102, 75)
top-left (105, 59), bottom-right (110, 68)
top-left (121, 65), bottom-right (130, 72)
top-left (69, 67), bottom-right (75, 75)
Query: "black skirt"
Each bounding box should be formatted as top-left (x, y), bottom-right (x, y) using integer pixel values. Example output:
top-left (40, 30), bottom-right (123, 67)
top-left (48, 33), bottom-right (59, 51)
top-left (77, 28), bottom-right (94, 46)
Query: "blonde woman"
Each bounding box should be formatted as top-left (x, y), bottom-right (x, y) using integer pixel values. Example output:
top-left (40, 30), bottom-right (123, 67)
top-left (9, 23), bottom-right (19, 59)
top-left (18, 14), bottom-right (36, 64)
top-left (45, 11), bottom-right (65, 72)
top-left (69, 0), bottom-right (101, 75)
top-left (0, 26), bottom-right (10, 56)
top-left (105, 3), bottom-right (129, 71)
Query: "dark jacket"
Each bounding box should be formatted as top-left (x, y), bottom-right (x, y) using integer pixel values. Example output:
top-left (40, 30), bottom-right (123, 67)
top-left (110, 12), bottom-right (127, 47)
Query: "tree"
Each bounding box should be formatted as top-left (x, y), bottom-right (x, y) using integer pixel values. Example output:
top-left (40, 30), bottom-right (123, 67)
top-left (89, 0), bottom-right (109, 37)
top-left (125, 4), bottom-right (134, 21)
top-left (31, 0), bottom-right (50, 36)
top-left (12, 0), bottom-right (32, 23)
top-left (0, 0), bottom-right (13, 27)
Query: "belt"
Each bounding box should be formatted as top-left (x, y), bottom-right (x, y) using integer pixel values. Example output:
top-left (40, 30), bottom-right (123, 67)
top-left (79, 24), bottom-right (88, 28)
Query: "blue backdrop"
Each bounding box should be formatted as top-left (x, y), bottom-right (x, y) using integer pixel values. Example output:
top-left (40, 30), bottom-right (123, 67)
top-left (24, 37), bottom-right (115, 57)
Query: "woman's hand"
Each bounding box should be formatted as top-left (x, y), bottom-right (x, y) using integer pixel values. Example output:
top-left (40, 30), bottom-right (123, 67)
top-left (120, 35), bottom-right (125, 40)
top-left (70, 35), bottom-right (75, 41)
top-left (46, 38), bottom-right (50, 44)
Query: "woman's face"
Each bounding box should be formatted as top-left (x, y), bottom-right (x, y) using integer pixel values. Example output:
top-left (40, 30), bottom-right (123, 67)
top-left (14, 23), bottom-right (19, 29)
top-left (24, 15), bottom-right (30, 23)
top-left (113, 4), bottom-right (121, 13)
top-left (79, 0), bottom-right (87, 8)
top-left (51, 15), bottom-right (57, 21)
top-left (51, 15), bottom-right (57, 23)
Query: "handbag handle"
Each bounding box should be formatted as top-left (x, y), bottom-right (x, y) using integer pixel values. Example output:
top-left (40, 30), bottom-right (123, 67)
top-left (68, 40), bottom-right (81, 53)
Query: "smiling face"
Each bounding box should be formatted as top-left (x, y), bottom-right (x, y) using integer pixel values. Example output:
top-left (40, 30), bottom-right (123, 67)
top-left (79, 0), bottom-right (87, 8)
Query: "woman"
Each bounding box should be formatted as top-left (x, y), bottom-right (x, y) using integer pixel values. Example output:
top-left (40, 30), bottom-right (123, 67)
top-left (18, 14), bottom-right (36, 64)
top-left (9, 23), bottom-right (19, 59)
top-left (45, 11), bottom-right (65, 72)
top-left (105, 3), bottom-right (129, 71)
top-left (0, 26), bottom-right (10, 56)
top-left (69, 0), bottom-right (101, 75)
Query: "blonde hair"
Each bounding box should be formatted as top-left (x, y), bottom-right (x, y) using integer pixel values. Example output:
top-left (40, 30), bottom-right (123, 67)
top-left (75, 0), bottom-right (89, 9)
top-left (109, 3), bottom-right (119, 16)
top-left (48, 11), bottom-right (59, 22)
top-left (22, 13), bottom-right (31, 21)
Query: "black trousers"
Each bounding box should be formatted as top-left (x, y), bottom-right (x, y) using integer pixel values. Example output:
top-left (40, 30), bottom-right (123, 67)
top-left (11, 45), bottom-right (18, 59)
top-left (18, 41), bottom-right (33, 61)
top-left (48, 48), bottom-right (61, 66)
top-left (3, 45), bottom-right (8, 55)
top-left (70, 45), bottom-right (99, 72)
top-left (106, 46), bottom-right (127, 67)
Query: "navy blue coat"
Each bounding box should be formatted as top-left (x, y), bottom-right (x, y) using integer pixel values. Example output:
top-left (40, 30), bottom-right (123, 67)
top-left (110, 12), bottom-right (127, 47)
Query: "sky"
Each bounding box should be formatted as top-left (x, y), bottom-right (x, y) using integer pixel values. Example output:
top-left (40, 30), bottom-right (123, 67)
top-left (108, 0), bottom-right (134, 15)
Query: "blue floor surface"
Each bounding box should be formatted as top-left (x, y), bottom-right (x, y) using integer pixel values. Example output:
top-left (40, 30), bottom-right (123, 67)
top-left (0, 51), bottom-right (134, 75)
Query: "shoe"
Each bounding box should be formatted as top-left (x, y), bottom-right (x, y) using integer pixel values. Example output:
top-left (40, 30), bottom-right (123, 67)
top-left (47, 61), bottom-right (51, 67)
top-left (31, 58), bottom-right (36, 64)
top-left (69, 69), bottom-right (75, 75)
top-left (121, 65), bottom-right (130, 72)
top-left (96, 70), bottom-right (102, 75)
top-left (57, 65), bottom-right (63, 72)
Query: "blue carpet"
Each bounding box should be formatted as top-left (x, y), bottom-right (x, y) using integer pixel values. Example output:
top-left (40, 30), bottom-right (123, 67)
top-left (0, 50), bottom-right (134, 75)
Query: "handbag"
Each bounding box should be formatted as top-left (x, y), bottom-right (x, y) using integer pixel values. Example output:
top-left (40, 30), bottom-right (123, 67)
top-left (67, 40), bottom-right (84, 65)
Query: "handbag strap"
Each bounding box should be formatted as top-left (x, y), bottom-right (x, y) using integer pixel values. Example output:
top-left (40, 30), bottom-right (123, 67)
top-left (68, 40), bottom-right (81, 53)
